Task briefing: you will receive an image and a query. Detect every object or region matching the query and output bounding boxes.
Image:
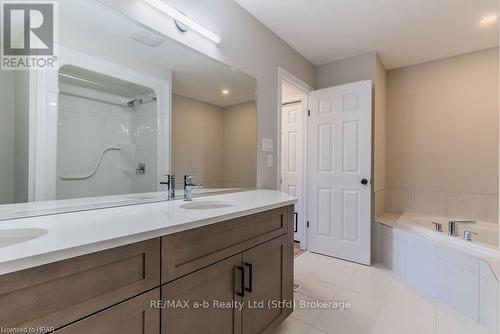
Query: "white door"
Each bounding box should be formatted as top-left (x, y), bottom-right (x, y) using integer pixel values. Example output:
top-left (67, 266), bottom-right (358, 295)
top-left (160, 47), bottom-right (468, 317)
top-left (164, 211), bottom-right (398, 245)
top-left (281, 101), bottom-right (304, 241)
top-left (307, 81), bottom-right (372, 265)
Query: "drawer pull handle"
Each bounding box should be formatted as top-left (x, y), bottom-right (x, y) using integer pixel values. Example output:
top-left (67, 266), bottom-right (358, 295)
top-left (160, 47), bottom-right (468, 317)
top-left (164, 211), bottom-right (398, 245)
top-left (244, 262), bottom-right (253, 293)
top-left (294, 212), bottom-right (298, 233)
top-left (235, 266), bottom-right (245, 297)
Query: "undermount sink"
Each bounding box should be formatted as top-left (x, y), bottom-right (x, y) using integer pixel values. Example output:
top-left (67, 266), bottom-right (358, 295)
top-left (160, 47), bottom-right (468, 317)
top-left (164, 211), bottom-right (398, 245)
top-left (180, 200), bottom-right (235, 210)
top-left (0, 228), bottom-right (48, 248)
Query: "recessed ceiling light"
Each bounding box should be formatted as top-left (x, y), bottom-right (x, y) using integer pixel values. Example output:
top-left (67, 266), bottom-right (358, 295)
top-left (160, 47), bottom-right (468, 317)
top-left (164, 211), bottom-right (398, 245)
top-left (480, 15), bottom-right (497, 25)
top-left (222, 89), bottom-right (230, 95)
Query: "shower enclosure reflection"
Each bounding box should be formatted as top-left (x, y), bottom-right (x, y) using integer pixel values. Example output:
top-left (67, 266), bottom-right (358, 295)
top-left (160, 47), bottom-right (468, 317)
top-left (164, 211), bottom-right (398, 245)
top-left (56, 66), bottom-right (160, 200)
top-left (0, 0), bottom-right (257, 220)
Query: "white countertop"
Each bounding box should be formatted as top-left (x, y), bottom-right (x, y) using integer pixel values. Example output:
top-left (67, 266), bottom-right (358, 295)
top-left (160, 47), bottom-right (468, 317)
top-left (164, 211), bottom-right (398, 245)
top-left (0, 190), bottom-right (296, 276)
top-left (0, 188), bottom-right (246, 221)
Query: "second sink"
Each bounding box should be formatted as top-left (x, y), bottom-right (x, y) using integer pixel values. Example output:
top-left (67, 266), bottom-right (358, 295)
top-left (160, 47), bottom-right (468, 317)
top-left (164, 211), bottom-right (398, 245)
top-left (0, 228), bottom-right (48, 248)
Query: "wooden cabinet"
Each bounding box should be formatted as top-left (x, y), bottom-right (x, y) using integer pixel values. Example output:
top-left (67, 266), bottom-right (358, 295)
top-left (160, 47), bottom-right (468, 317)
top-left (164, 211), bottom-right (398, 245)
top-left (0, 205), bottom-right (294, 334)
top-left (241, 235), bottom-right (293, 334)
top-left (55, 289), bottom-right (160, 334)
top-left (161, 254), bottom-right (243, 334)
top-left (0, 239), bottom-right (161, 331)
top-left (161, 207), bottom-right (289, 283)
top-left (161, 234), bottom-right (293, 334)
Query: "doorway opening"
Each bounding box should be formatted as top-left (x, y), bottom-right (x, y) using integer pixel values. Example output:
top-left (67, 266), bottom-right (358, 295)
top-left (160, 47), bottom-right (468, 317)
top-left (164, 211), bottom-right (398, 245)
top-left (278, 68), bottom-right (311, 250)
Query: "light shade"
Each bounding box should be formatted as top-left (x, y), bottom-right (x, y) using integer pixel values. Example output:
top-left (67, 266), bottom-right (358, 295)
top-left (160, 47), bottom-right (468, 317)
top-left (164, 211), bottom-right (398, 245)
top-left (144, 0), bottom-right (221, 44)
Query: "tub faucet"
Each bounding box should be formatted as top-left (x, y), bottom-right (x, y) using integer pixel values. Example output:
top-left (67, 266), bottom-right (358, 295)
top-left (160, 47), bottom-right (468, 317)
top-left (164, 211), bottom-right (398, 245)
top-left (431, 222), bottom-right (443, 232)
top-left (448, 220), bottom-right (477, 236)
top-left (184, 175), bottom-right (202, 201)
top-left (463, 231), bottom-right (478, 241)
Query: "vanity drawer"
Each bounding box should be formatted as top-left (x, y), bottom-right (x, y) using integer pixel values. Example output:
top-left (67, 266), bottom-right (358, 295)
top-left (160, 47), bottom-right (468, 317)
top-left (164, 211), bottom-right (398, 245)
top-left (162, 205), bottom-right (293, 283)
top-left (55, 289), bottom-right (160, 334)
top-left (0, 238), bottom-right (161, 331)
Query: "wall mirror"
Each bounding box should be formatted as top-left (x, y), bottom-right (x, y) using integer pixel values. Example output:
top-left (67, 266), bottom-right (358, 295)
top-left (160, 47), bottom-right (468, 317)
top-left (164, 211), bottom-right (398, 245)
top-left (0, 0), bottom-right (257, 220)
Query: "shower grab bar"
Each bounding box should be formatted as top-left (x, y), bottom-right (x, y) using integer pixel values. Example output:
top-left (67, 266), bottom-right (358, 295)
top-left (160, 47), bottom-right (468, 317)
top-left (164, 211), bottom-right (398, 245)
top-left (59, 146), bottom-right (122, 181)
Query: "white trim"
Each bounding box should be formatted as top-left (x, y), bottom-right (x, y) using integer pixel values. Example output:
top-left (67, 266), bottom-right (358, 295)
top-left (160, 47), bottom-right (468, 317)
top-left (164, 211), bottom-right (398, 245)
top-left (33, 70), bottom-right (56, 201)
top-left (34, 48), bottom-right (171, 201)
top-left (282, 96), bottom-right (303, 105)
top-left (27, 71), bottom-right (38, 202)
top-left (277, 67), bottom-right (312, 250)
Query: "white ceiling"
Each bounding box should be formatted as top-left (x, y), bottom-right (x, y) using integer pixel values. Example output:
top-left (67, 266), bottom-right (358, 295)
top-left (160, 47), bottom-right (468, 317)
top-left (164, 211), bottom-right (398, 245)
top-left (60, 0), bottom-right (256, 107)
top-left (235, 0), bottom-right (499, 69)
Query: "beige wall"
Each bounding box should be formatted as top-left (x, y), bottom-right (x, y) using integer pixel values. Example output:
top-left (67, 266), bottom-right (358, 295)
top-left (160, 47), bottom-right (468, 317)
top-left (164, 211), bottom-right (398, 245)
top-left (386, 48), bottom-right (499, 221)
top-left (315, 52), bottom-right (387, 217)
top-left (172, 95), bottom-right (225, 188)
top-left (172, 95), bottom-right (257, 188)
top-left (0, 70), bottom-right (15, 204)
top-left (98, 0), bottom-right (315, 189)
top-left (374, 56), bottom-right (387, 217)
top-left (374, 56), bottom-right (387, 192)
top-left (223, 102), bottom-right (257, 188)
top-left (315, 52), bottom-right (377, 89)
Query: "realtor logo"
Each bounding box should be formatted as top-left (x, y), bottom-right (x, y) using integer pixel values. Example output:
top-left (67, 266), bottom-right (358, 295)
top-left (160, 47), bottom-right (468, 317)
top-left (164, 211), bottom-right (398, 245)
top-left (1, 1), bottom-right (58, 70)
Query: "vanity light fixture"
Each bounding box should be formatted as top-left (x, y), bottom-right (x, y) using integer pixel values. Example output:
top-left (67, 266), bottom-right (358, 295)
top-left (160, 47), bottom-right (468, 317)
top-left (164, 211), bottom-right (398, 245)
top-left (222, 89), bottom-right (230, 95)
top-left (143, 0), bottom-right (221, 44)
top-left (480, 15), bottom-right (497, 25)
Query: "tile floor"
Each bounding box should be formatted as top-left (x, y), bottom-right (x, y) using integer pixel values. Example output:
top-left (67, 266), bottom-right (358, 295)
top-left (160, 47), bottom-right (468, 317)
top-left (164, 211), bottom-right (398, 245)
top-left (294, 242), bottom-right (305, 257)
top-left (274, 251), bottom-right (486, 334)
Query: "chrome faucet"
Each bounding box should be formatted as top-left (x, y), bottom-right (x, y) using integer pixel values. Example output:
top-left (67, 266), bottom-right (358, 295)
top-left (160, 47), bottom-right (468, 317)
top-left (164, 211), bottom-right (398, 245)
top-left (184, 175), bottom-right (202, 201)
top-left (160, 174), bottom-right (176, 200)
top-left (431, 222), bottom-right (443, 232)
top-left (463, 230), bottom-right (478, 241)
top-left (448, 220), bottom-right (477, 236)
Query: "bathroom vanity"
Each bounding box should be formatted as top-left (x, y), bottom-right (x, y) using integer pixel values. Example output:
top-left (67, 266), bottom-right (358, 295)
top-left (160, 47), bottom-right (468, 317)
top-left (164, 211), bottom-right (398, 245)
top-left (0, 190), bottom-right (295, 334)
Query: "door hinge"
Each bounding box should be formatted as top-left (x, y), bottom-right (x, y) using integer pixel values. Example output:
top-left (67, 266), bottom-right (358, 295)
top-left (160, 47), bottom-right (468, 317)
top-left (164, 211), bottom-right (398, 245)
top-left (307, 109), bottom-right (311, 117)
top-left (306, 221), bottom-right (310, 228)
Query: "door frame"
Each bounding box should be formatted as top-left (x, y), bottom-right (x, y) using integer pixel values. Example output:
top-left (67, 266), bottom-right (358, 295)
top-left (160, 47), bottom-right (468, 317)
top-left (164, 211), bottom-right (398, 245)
top-left (277, 67), bottom-right (311, 250)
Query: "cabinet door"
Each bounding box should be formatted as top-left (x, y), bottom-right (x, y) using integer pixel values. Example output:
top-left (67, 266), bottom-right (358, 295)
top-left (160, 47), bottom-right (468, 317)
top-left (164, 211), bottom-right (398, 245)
top-left (161, 254), bottom-right (243, 334)
top-left (242, 235), bottom-right (293, 334)
top-left (0, 239), bottom-right (161, 331)
top-left (55, 289), bottom-right (160, 334)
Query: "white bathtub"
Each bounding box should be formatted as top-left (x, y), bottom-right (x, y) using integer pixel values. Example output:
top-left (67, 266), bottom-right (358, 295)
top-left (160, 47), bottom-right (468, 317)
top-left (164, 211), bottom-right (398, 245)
top-left (373, 212), bottom-right (499, 333)
top-left (397, 212), bottom-right (498, 258)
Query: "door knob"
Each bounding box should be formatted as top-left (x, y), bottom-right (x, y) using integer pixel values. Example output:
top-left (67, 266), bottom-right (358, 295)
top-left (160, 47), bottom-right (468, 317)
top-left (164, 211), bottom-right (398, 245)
top-left (361, 178), bottom-right (368, 185)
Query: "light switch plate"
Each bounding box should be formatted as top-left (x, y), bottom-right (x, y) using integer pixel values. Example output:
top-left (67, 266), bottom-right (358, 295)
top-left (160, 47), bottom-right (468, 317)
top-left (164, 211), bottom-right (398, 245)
top-left (262, 138), bottom-right (274, 152)
top-left (267, 154), bottom-right (273, 167)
